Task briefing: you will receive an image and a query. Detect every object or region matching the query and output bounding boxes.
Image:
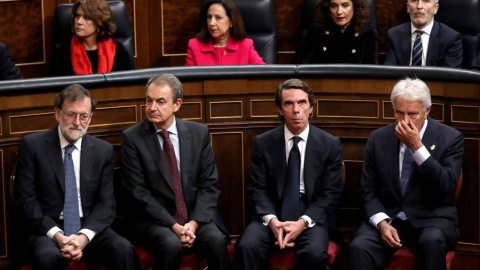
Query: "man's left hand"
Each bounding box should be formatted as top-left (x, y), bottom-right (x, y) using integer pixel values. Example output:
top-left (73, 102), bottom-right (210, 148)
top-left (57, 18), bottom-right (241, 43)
top-left (274, 220), bottom-right (306, 249)
top-left (181, 220), bottom-right (198, 248)
top-left (60, 234), bottom-right (89, 261)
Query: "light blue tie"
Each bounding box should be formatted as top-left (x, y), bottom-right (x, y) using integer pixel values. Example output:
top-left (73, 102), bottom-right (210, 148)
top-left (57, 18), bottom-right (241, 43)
top-left (63, 144), bottom-right (81, 235)
top-left (397, 146), bottom-right (414, 220)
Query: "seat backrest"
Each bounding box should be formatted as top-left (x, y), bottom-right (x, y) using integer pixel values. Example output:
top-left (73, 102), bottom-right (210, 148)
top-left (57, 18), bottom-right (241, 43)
top-left (201, 0), bottom-right (278, 64)
top-left (300, 0), bottom-right (377, 40)
top-left (435, 0), bottom-right (480, 69)
top-left (52, 1), bottom-right (134, 60)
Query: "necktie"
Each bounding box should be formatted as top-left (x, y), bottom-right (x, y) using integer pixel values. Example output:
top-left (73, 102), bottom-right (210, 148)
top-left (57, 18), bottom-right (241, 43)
top-left (411, 30), bottom-right (424, 66)
top-left (63, 144), bottom-right (81, 235)
top-left (159, 130), bottom-right (188, 225)
top-left (280, 136), bottom-right (301, 221)
top-left (397, 146), bottom-right (414, 220)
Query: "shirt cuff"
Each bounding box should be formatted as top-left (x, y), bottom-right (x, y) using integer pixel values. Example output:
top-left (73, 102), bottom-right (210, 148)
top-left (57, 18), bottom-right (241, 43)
top-left (413, 145), bottom-right (430, 165)
top-left (262, 214), bottom-right (277, 226)
top-left (78, 229), bottom-right (97, 242)
top-left (300, 215), bottom-right (316, 228)
top-left (369, 212), bottom-right (391, 228)
top-left (47, 226), bottom-right (63, 239)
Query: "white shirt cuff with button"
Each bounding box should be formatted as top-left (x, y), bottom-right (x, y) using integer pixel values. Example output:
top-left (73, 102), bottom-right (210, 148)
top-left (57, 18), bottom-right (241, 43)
top-left (262, 214), bottom-right (316, 228)
top-left (47, 226), bottom-right (96, 242)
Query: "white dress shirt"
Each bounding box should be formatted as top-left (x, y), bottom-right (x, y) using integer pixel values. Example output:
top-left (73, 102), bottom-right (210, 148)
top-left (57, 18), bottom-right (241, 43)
top-left (370, 119), bottom-right (430, 228)
top-left (262, 125), bottom-right (316, 228)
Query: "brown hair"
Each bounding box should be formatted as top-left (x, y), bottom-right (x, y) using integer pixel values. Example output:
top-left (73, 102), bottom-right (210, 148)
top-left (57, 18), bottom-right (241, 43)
top-left (314, 0), bottom-right (369, 34)
top-left (197, 0), bottom-right (247, 44)
top-left (55, 84), bottom-right (97, 112)
top-left (72, 0), bottom-right (116, 42)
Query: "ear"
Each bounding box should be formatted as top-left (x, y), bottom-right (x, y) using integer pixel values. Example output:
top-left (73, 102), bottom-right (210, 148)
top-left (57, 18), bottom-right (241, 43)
top-left (425, 106), bottom-right (431, 119)
top-left (55, 108), bottom-right (61, 122)
top-left (278, 107), bottom-right (284, 116)
top-left (173, 98), bottom-right (183, 113)
top-left (434, 4), bottom-right (439, 14)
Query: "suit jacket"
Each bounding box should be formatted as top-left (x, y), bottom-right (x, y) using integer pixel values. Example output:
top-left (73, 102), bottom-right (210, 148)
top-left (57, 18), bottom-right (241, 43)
top-left (121, 118), bottom-right (228, 236)
top-left (384, 21), bottom-right (463, 68)
top-left (360, 117), bottom-right (463, 243)
top-left (246, 124), bottom-right (343, 228)
top-left (0, 42), bottom-right (22, 80)
top-left (185, 37), bottom-right (265, 66)
top-left (14, 126), bottom-right (116, 236)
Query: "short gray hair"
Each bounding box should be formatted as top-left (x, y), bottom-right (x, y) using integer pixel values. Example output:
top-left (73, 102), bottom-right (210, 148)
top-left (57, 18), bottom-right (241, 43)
top-left (390, 77), bottom-right (432, 111)
top-left (145, 73), bottom-right (183, 102)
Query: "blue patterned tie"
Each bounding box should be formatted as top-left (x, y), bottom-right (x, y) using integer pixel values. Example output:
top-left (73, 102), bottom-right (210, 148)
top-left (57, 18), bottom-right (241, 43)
top-left (63, 144), bottom-right (81, 235)
top-left (398, 146), bottom-right (414, 220)
top-left (280, 136), bottom-right (301, 221)
top-left (411, 30), bottom-right (424, 66)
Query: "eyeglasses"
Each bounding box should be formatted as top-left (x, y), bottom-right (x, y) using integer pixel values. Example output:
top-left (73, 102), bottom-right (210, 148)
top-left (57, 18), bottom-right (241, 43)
top-left (61, 109), bottom-right (92, 122)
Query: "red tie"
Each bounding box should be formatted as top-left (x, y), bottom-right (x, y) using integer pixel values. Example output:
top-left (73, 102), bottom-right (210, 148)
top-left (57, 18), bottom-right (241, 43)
top-left (159, 130), bottom-right (188, 225)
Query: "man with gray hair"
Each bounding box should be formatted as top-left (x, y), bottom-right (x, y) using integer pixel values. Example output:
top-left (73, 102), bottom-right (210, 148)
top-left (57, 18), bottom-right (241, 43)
top-left (121, 74), bottom-right (230, 270)
top-left (348, 77), bottom-right (463, 270)
top-left (384, 0), bottom-right (462, 67)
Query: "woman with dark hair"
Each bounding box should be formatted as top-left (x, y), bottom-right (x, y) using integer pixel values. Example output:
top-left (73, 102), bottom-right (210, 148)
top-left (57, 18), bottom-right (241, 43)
top-left (292, 0), bottom-right (378, 64)
top-left (185, 0), bottom-right (265, 65)
top-left (51, 0), bottom-right (134, 76)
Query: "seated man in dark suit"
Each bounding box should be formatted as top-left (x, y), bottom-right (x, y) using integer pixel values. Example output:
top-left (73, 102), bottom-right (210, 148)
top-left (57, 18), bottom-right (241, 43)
top-left (0, 41), bottom-right (22, 80)
top-left (13, 84), bottom-right (135, 269)
top-left (235, 79), bottom-right (343, 270)
top-left (121, 74), bottom-right (230, 270)
top-left (348, 77), bottom-right (463, 270)
top-left (384, 0), bottom-right (462, 68)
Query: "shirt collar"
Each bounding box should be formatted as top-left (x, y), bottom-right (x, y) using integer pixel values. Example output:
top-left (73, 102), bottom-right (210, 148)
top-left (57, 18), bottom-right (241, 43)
top-left (411, 20), bottom-right (434, 36)
top-left (284, 124), bottom-right (309, 143)
top-left (154, 117), bottom-right (178, 135)
top-left (58, 125), bottom-right (82, 151)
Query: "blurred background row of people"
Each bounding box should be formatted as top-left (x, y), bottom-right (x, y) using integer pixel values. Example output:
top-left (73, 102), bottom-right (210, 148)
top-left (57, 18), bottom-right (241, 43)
top-left (0, 0), bottom-right (472, 80)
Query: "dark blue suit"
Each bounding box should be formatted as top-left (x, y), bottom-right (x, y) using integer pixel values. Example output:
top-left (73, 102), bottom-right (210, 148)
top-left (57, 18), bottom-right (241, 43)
top-left (236, 124), bottom-right (343, 270)
top-left (0, 42), bottom-right (22, 80)
top-left (349, 117), bottom-right (463, 270)
top-left (13, 127), bottom-right (134, 269)
top-left (384, 21), bottom-right (463, 68)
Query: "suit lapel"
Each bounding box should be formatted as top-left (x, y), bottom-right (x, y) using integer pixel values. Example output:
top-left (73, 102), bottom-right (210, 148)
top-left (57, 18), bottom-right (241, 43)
top-left (177, 119), bottom-right (191, 190)
top-left (382, 126), bottom-right (402, 198)
top-left (79, 135), bottom-right (94, 202)
top-left (143, 119), bottom-right (173, 190)
top-left (303, 125), bottom-right (319, 201)
top-left (44, 127), bottom-right (65, 192)
top-left (426, 21), bottom-right (440, 65)
top-left (401, 23), bottom-right (412, 65)
top-left (268, 126), bottom-right (286, 199)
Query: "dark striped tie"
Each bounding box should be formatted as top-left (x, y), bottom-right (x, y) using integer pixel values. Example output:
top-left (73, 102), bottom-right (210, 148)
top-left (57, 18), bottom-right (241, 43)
top-left (63, 144), bottom-right (81, 235)
top-left (411, 30), bottom-right (424, 66)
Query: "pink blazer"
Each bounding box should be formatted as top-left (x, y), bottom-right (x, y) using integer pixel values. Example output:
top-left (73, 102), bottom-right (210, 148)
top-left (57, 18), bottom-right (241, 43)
top-left (185, 37), bottom-right (265, 66)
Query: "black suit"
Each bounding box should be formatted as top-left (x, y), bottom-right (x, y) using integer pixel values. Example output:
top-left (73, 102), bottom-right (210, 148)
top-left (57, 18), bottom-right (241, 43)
top-left (349, 118), bottom-right (463, 270)
top-left (384, 21), bottom-right (463, 68)
top-left (13, 127), bottom-right (134, 269)
top-left (0, 42), bottom-right (22, 80)
top-left (121, 118), bottom-right (230, 270)
top-left (236, 124), bottom-right (343, 270)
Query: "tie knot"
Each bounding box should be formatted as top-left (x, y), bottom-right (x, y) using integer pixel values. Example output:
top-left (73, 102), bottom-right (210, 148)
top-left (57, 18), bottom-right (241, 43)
top-left (65, 144), bottom-right (75, 155)
top-left (415, 30), bottom-right (424, 36)
top-left (292, 136), bottom-right (301, 146)
top-left (159, 130), bottom-right (170, 140)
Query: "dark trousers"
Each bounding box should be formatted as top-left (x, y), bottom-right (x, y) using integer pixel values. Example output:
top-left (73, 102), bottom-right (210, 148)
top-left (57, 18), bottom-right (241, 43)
top-left (348, 219), bottom-right (453, 270)
top-left (236, 219), bottom-right (328, 270)
top-left (129, 219), bottom-right (230, 270)
top-left (28, 227), bottom-right (135, 270)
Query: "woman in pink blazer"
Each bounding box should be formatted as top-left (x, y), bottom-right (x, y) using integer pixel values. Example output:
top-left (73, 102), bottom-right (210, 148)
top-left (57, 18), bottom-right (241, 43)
top-left (185, 0), bottom-right (265, 66)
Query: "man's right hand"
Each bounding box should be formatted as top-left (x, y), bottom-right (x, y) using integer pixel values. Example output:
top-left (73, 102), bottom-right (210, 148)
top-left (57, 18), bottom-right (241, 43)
top-left (377, 220), bottom-right (402, 248)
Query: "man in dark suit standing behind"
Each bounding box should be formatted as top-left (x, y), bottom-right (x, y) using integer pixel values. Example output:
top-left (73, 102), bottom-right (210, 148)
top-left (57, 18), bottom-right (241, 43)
top-left (384, 0), bottom-right (462, 68)
top-left (348, 78), bottom-right (463, 270)
top-left (121, 74), bottom-right (230, 270)
top-left (13, 84), bottom-right (135, 269)
top-left (236, 79), bottom-right (343, 270)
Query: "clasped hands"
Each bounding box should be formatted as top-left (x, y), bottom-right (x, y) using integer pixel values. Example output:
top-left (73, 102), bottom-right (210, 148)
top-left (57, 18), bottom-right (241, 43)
top-left (53, 232), bottom-right (89, 261)
top-left (269, 218), bottom-right (306, 249)
top-left (172, 220), bottom-right (199, 248)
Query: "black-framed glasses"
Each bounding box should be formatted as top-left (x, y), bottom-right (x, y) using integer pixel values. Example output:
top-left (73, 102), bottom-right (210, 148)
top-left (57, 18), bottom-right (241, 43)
top-left (61, 109), bottom-right (92, 122)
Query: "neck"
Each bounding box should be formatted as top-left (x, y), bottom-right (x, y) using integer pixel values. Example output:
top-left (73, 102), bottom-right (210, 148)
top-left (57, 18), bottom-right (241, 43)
top-left (80, 35), bottom-right (98, 50)
top-left (213, 34), bottom-right (230, 47)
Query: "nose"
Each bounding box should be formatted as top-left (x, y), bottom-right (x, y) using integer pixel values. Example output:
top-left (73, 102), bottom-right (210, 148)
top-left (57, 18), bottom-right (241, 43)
top-left (417, 0), bottom-right (424, 9)
top-left (149, 101), bottom-right (157, 111)
top-left (337, 7), bottom-right (344, 14)
top-left (73, 115), bottom-right (81, 126)
top-left (209, 18), bottom-right (216, 26)
top-left (292, 103), bottom-right (300, 112)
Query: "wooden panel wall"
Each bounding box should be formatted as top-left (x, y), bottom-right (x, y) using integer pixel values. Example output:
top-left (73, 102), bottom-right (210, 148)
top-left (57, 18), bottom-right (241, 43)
top-left (0, 76), bottom-right (479, 269)
top-left (0, 0), bottom-right (409, 78)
